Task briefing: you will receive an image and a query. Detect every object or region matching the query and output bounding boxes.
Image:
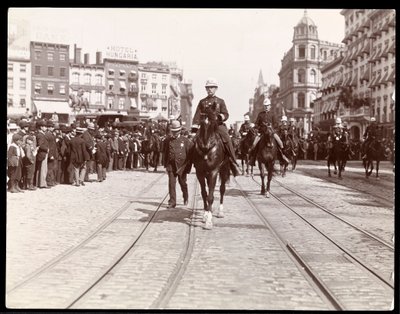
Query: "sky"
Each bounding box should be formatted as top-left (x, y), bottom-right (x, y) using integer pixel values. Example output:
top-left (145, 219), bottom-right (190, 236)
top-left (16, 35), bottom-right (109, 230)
top-left (9, 8), bottom-right (345, 123)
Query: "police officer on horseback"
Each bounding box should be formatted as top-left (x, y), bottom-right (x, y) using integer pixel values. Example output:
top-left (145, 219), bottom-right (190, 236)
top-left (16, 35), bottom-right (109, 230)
top-left (239, 115), bottom-right (252, 138)
top-left (191, 78), bottom-right (241, 177)
top-left (249, 98), bottom-right (290, 166)
top-left (361, 117), bottom-right (378, 160)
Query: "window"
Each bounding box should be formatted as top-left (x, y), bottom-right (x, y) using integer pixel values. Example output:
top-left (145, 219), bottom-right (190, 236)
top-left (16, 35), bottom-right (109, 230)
top-left (72, 72), bottom-right (79, 84)
top-left (298, 45), bottom-right (305, 58)
top-left (108, 69), bottom-right (115, 76)
top-left (8, 77), bottom-right (13, 89)
top-left (20, 64), bottom-right (26, 73)
top-left (35, 51), bottom-right (41, 60)
top-left (8, 63), bottom-right (13, 71)
top-left (20, 97), bottom-right (26, 107)
top-left (47, 52), bottom-right (54, 61)
top-left (297, 93), bottom-right (305, 108)
top-left (95, 74), bottom-right (102, 85)
top-left (162, 84), bottom-right (167, 95)
top-left (310, 69), bottom-right (316, 84)
top-left (162, 74), bottom-right (167, 81)
top-left (108, 80), bottom-right (114, 90)
top-left (34, 83), bottom-right (41, 95)
top-left (20, 78), bottom-right (26, 90)
top-left (47, 84), bottom-right (54, 95)
top-left (107, 97), bottom-right (113, 109)
top-left (141, 73), bottom-right (147, 78)
top-left (59, 54), bottom-right (66, 61)
top-left (152, 83), bottom-right (157, 94)
top-left (119, 69), bottom-right (126, 76)
top-left (35, 66), bottom-right (41, 75)
top-left (311, 46), bottom-right (316, 59)
top-left (95, 92), bottom-right (102, 103)
top-left (141, 84), bottom-right (146, 92)
top-left (59, 84), bottom-right (66, 95)
top-left (48, 66), bottom-right (54, 76)
top-left (297, 69), bottom-right (305, 83)
top-left (152, 74), bottom-right (157, 80)
top-left (118, 97), bottom-right (125, 109)
top-left (84, 73), bottom-right (91, 84)
top-left (324, 51), bottom-right (327, 60)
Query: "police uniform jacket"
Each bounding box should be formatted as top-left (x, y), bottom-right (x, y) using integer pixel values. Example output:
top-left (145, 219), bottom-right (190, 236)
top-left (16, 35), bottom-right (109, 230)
top-left (163, 134), bottom-right (193, 174)
top-left (255, 110), bottom-right (277, 132)
top-left (192, 95), bottom-right (229, 127)
top-left (95, 141), bottom-right (108, 166)
top-left (363, 125), bottom-right (378, 139)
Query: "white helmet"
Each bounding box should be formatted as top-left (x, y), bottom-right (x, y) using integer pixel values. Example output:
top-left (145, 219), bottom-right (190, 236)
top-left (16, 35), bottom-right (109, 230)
top-left (370, 117), bottom-right (376, 122)
top-left (263, 98), bottom-right (271, 106)
top-left (244, 115), bottom-right (250, 121)
top-left (205, 77), bottom-right (218, 87)
top-left (281, 116), bottom-right (287, 122)
top-left (335, 117), bottom-right (342, 124)
top-left (289, 117), bottom-right (295, 123)
top-left (250, 123), bottom-right (255, 128)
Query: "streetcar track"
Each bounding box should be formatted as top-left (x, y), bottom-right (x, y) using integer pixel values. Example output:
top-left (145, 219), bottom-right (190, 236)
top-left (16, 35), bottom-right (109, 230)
top-left (67, 191), bottom-right (169, 308)
top-left (272, 177), bottom-right (394, 250)
top-left (7, 173), bottom-right (166, 295)
top-left (232, 177), bottom-right (342, 310)
top-left (248, 175), bottom-right (394, 289)
top-left (151, 177), bottom-right (199, 309)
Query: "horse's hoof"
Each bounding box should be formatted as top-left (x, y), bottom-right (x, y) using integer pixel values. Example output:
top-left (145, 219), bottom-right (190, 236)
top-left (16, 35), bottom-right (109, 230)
top-left (282, 172), bottom-right (286, 177)
top-left (266, 191), bottom-right (270, 198)
top-left (204, 221), bottom-right (213, 230)
top-left (216, 211), bottom-right (224, 218)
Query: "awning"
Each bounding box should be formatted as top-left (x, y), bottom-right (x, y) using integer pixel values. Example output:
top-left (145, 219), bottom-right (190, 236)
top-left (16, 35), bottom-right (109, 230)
top-left (369, 73), bottom-right (381, 88)
top-left (377, 71), bottom-right (389, 86)
top-left (334, 72), bottom-right (343, 86)
top-left (387, 68), bottom-right (395, 83)
top-left (360, 70), bottom-right (370, 82)
top-left (119, 81), bottom-right (126, 90)
top-left (321, 102), bottom-right (329, 113)
top-left (33, 100), bottom-right (72, 114)
top-left (349, 72), bottom-right (358, 87)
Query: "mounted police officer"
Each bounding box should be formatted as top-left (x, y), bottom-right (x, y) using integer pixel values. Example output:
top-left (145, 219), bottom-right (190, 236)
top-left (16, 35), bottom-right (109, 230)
top-left (239, 115), bottom-right (252, 138)
top-left (191, 78), bottom-right (241, 177)
top-left (361, 117), bottom-right (378, 160)
top-left (249, 98), bottom-right (290, 166)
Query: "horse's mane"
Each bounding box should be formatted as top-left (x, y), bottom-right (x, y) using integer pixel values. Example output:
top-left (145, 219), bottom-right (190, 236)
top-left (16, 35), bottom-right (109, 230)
top-left (198, 106), bottom-right (219, 141)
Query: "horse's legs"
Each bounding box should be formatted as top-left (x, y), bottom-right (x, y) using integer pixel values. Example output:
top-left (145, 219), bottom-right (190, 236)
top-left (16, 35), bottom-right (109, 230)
top-left (376, 160), bottom-right (380, 179)
top-left (217, 167), bottom-right (229, 218)
top-left (259, 163), bottom-right (266, 195)
top-left (327, 160), bottom-right (331, 177)
top-left (206, 173), bottom-right (218, 212)
top-left (266, 161), bottom-right (274, 198)
top-left (338, 160), bottom-right (343, 179)
top-left (196, 174), bottom-right (208, 211)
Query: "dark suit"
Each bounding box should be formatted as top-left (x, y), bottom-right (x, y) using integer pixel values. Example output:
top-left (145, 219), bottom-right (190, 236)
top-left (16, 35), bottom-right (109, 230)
top-left (163, 134), bottom-right (193, 207)
top-left (95, 140), bottom-right (108, 181)
top-left (70, 134), bottom-right (90, 184)
top-left (45, 131), bottom-right (57, 186)
top-left (35, 131), bottom-right (49, 187)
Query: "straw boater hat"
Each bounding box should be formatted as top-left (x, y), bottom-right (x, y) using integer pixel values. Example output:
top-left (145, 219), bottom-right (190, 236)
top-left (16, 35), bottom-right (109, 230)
top-left (170, 120), bottom-right (182, 132)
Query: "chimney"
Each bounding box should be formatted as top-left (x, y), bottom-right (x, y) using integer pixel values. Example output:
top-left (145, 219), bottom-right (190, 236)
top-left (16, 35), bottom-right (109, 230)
top-left (75, 46), bottom-right (82, 64)
top-left (84, 53), bottom-right (90, 65)
top-left (96, 51), bottom-right (102, 64)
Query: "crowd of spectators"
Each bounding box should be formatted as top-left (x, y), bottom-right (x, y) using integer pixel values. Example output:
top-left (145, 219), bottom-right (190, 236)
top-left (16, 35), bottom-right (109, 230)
top-left (6, 116), bottom-right (191, 193)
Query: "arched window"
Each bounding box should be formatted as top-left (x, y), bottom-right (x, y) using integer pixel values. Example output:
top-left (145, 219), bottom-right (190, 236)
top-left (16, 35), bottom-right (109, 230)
top-left (298, 93), bottom-right (305, 108)
top-left (297, 69), bottom-right (305, 83)
top-left (310, 69), bottom-right (317, 83)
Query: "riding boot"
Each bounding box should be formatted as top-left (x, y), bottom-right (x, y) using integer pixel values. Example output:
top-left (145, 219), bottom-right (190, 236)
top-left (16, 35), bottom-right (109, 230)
top-left (278, 147), bottom-right (290, 164)
top-left (225, 141), bottom-right (241, 176)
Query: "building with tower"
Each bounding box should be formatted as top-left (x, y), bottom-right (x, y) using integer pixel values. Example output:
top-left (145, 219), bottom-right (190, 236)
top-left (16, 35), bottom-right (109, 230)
top-left (277, 10), bottom-right (344, 138)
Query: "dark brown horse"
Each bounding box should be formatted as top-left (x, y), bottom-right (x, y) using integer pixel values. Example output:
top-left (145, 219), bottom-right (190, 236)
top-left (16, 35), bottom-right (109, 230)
top-left (141, 133), bottom-right (161, 172)
top-left (255, 126), bottom-right (277, 198)
top-left (192, 107), bottom-right (230, 229)
top-left (363, 139), bottom-right (385, 179)
top-left (327, 137), bottom-right (346, 179)
top-left (239, 128), bottom-right (256, 176)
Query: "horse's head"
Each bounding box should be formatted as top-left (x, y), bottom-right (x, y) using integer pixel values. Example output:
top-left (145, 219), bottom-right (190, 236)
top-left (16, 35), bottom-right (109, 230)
top-left (195, 107), bottom-right (221, 160)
